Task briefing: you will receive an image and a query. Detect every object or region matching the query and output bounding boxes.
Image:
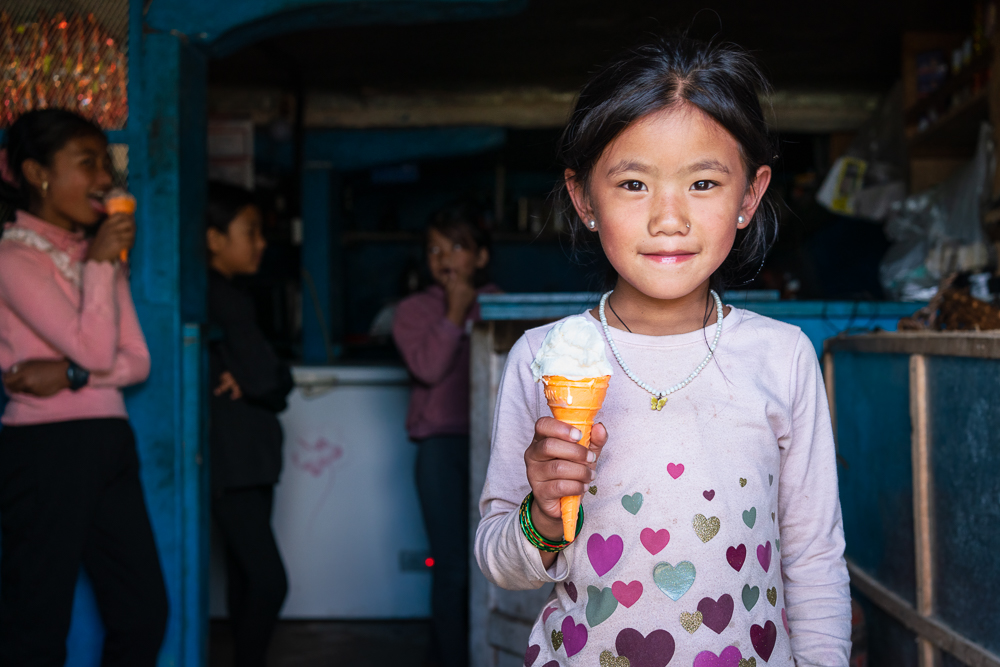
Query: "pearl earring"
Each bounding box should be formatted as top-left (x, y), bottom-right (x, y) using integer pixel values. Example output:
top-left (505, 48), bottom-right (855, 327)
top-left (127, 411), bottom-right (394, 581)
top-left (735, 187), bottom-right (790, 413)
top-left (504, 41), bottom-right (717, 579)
top-left (587, 220), bottom-right (597, 230)
top-left (738, 215), bottom-right (745, 225)
top-left (42, 181), bottom-right (48, 195)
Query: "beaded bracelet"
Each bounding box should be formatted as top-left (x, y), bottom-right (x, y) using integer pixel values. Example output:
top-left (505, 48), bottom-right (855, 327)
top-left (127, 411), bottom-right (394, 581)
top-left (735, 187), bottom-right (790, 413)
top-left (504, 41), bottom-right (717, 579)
top-left (519, 492), bottom-right (584, 553)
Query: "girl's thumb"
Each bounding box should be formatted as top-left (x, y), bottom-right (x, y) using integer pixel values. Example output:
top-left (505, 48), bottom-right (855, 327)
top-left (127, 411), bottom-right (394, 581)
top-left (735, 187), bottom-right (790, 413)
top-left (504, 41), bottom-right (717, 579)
top-left (590, 422), bottom-right (608, 454)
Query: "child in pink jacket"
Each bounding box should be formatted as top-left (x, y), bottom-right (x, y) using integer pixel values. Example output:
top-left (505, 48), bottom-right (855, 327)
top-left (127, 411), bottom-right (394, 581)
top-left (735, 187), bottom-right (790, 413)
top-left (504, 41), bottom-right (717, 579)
top-left (0, 109), bottom-right (166, 665)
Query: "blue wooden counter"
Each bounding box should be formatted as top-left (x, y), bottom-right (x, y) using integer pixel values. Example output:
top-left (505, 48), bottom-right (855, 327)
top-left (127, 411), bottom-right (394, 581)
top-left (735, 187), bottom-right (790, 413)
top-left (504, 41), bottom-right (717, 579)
top-left (478, 293), bottom-right (923, 357)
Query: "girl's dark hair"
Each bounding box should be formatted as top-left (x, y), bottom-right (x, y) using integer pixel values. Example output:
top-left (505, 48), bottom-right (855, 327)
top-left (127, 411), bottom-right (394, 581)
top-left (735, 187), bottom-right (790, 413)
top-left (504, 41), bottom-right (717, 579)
top-left (427, 203), bottom-right (492, 288)
top-left (206, 181), bottom-right (257, 234)
top-left (0, 108), bottom-right (106, 213)
top-left (557, 35), bottom-right (779, 293)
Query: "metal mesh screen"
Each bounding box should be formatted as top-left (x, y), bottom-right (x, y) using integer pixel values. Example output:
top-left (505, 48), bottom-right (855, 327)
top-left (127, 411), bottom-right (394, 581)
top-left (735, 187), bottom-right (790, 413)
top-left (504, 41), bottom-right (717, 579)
top-left (0, 0), bottom-right (128, 129)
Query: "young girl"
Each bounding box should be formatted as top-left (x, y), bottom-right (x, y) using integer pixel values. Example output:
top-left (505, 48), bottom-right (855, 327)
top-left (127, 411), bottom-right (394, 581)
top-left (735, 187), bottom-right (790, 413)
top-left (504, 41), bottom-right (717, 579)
top-left (0, 109), bottom-right (167, 664)
top-left (476, 38), bottom-right (851, 666)
top-left (206, 181), bottom-right (292, 667)
top-left (393, 207), bottom-right (498, 667)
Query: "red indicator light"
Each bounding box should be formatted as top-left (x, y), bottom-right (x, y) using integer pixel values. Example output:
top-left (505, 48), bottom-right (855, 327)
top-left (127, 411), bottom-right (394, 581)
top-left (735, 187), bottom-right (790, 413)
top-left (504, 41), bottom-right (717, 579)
top-left (58, 21), bottom-right (68, 29)
top-left (424, 558), bottom-right (435, 567)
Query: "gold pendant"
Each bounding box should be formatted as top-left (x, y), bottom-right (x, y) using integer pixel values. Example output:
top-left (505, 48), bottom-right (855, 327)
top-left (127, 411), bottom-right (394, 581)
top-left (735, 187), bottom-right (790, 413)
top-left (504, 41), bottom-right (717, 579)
top-left (650, 395), bottom-right (667, 411)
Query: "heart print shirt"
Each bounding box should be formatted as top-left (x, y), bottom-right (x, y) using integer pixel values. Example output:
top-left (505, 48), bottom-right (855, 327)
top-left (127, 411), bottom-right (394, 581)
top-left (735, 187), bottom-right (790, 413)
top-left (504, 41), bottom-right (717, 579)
top-left (475, 308), bottom-right (851, 667)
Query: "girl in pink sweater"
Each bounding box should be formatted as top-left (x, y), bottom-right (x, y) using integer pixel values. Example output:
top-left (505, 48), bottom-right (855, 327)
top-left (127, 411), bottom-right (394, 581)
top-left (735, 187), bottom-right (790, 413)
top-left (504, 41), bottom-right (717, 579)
top-left (476, 38), bottom-right (851, 666)
top-left (0, 109), bottom-right (166, 665)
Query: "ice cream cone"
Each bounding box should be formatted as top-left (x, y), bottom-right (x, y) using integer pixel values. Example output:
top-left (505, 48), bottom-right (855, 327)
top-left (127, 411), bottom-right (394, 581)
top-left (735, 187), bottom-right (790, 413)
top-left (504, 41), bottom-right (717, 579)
top-left (105, 189), bottom-right (135, 262)
top-left (542, 374), bottom-right (610, 542)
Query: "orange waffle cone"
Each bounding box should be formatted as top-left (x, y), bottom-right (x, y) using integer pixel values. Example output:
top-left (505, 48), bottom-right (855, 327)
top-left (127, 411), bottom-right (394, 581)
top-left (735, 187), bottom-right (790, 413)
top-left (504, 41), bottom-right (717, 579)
top-left (542, 374), bottom-right (610, 542)
top-left (105, 191), bottom-right (136, 262)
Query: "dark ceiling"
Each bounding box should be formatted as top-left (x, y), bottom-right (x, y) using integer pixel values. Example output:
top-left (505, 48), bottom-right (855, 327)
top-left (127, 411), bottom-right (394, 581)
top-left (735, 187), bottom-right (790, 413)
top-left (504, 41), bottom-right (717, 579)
top-left (209, 0), bottom-right (977, 94)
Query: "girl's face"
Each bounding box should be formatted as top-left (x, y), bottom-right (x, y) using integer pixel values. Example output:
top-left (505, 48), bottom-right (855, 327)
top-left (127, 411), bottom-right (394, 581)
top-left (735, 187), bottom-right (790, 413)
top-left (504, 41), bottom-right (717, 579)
top-left (426, 227), bottom-right (488, 287)
top-left (23, 134), bottom-right (114, 229)
top-left (207, 205), bottom-right (266, 277)
top-left (568, 104), bottom-right (771, 302)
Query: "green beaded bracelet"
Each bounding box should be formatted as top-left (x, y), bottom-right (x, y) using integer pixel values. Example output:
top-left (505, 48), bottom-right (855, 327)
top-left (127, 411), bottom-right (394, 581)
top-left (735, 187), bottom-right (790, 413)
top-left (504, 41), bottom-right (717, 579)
top-left (519, 492), bottom-right (584, 553)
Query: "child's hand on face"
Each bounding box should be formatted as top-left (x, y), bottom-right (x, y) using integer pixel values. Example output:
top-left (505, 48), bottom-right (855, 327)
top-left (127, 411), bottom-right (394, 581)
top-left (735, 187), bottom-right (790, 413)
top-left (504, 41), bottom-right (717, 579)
top-left (87, 212), bottom-right (135, 263)
top-left (524, 417), bottom-right (608, 541)
top-left (214, 371), bottom-right (242, 400)
top-left (443, 270), bottom-right (478, 325)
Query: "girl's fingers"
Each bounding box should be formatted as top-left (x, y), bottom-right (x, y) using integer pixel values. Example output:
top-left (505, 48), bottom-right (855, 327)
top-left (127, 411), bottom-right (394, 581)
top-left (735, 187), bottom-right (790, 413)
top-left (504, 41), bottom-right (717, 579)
top-left (534, 436), bottom-right (595, 465)
top-left (589, 422), bottom-right (609, 459)
top-left (535, 416), bottom-right (585, 444)
top-left (536, 457), bottom-right (594, 484)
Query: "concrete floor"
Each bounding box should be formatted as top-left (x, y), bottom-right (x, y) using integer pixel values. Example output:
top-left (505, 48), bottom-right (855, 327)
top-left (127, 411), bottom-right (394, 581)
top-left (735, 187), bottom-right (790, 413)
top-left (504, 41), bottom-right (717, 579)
top-left (209, 620), bottom-right (432, 667)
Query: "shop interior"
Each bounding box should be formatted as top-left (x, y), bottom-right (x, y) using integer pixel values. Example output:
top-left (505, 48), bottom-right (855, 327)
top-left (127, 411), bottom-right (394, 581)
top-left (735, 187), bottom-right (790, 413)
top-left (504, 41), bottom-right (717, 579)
top-left (2, 0), bottom-right (999, 665)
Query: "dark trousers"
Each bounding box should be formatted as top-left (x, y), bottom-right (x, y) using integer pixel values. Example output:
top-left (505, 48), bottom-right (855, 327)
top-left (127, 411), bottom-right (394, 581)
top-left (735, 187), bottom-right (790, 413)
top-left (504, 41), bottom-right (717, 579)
top-left (212, 485), bottom-right (287, 667)
top-left (0, 418), bottom-right (168, 667)
top-left (415, 436), bottom-right (470, 667)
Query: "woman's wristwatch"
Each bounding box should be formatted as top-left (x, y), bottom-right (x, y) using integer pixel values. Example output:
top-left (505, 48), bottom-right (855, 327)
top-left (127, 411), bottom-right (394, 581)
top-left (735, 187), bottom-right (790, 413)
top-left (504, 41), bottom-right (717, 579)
top-left (66, 361), bottom-right (90, 391)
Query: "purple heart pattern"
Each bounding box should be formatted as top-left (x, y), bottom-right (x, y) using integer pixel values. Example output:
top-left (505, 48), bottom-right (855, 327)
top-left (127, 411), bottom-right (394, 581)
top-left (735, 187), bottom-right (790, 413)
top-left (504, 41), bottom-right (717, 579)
top-left (561, 616), bottom-right (588, 657)
top-left (588, 533), bottom-right (624, 577)
top-left (698, 593), bottom-right (735, 634)
top-left (524, 644), bottom-right (540, 667)
top-left (693, 646), bottom-right (742, 667)
top-left (615, 628), bottom-right (675, 667)
top-left (751, 621), bottom-right (777, 661)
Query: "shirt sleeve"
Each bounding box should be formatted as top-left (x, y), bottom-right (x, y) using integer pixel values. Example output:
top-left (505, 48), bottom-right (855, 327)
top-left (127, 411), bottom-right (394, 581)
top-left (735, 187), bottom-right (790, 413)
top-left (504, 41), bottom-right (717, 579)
top-left (0, 244), bottom-right (120, 372)
top-left (212, 288), bottom-right (290, 405)
top-left (89, 270), bottom-right (150, 388)
top-left (475, 333), bottom-right (578, 590)
top-left (392, 295), bottom-right (465, 386)
top-left (778, 331), bottom-right (852, 666)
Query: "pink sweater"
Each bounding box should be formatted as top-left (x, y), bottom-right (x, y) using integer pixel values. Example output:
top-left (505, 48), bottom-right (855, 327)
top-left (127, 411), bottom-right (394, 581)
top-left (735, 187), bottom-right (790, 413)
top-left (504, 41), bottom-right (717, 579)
top-left (0, 211), bottom-right (150, 426)
top-left (393, 283), bottom-right (498, 440)
top-left (476, 309), bottom-right (851, 666)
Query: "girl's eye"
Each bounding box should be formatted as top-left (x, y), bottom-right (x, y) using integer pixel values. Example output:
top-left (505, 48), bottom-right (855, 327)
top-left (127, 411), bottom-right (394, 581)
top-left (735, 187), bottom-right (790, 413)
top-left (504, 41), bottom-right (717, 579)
top-left (691, 180), bottom-right (717, 191)
top-left (452, 243), bottom-right (464, 252)
top-left (428, 246), bottom-right (440, 255)
top-left (621, 180), bottom-right (646, 192)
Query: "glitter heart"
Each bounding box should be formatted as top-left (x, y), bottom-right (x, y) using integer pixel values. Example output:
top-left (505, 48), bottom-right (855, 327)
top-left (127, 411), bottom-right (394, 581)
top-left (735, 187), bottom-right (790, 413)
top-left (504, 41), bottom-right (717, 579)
top-left (703, 489), bottom-right (715, 501)
top-left (621, 492), bottom-right (643, 515)
top-left (693, 514), bottom-right (720, 542)
top-left (589, 485), bottom-right (598, 495)
top-left (679, 610), bottom-right (703, 633)
top-left (742, 584), bottom-right (759, 611)
top-left (667, 462), bottom-right (684, 479)
top-left (524, 644), bottom-right (540, 667)
top-left (551, 629), bottom-right (563, 651)
top-left (739, 477), bottom-right (747, 487)
top-left (739, 659), bottom-right (757, 667)
top-left (767, 587), bottom-right (777, 606)
top-left (742, 507), bottom-right (756, 528)
top-left (586, 585), bottom-right (620, 627)
top-left (600, 650), bottom-right (631, 667)
top-left (653, 561), bottom-right (696, 601)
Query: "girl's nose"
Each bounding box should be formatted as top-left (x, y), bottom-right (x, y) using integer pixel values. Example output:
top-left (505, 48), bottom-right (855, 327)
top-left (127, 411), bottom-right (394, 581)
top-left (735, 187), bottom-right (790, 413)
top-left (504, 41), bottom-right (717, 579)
top-left (648, 191), bottom-right (689, 235)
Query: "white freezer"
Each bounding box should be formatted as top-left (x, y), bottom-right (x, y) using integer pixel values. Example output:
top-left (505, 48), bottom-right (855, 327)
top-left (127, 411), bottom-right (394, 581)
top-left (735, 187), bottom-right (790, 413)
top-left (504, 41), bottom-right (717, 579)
top-left (210, 364), bottom-right (431, 619)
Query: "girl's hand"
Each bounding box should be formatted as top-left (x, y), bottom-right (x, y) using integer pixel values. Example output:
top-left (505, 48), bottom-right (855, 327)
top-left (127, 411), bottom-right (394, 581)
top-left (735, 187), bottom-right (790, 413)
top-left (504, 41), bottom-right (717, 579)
top-left (443, 272), bottom-right (478, 326)
top-left (214, 371), bottom-right (242, 400)
top-left (2, 359), bottom-right (71, 397)
top-left (524, 417), bottom-right (609, 542)
top-left (87, 213), bottom-right (136, 263)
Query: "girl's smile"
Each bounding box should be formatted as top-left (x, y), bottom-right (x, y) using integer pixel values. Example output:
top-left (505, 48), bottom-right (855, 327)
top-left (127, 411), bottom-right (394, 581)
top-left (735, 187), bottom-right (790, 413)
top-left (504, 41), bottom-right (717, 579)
top-left (641, 249), bottom-right (697, 264)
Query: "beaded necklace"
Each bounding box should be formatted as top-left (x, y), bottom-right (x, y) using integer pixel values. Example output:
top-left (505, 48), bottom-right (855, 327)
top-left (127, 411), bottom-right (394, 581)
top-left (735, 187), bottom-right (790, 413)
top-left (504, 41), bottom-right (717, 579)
top-left (598, 290), bottom-right (724, 410)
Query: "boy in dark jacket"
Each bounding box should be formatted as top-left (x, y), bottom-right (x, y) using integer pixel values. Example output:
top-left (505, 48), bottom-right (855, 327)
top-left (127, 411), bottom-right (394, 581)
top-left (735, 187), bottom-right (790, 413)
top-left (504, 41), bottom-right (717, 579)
top-left (207, 182), bottom-right (293, 667)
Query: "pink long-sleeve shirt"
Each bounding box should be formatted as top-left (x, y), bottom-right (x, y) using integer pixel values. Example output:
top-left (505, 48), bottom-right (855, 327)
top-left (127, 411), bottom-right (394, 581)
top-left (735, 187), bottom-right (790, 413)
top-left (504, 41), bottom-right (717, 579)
top-left (0, 211), bottom-right (150, 426)
top-left (476, 309), bottom-right (851, 666)
top-left (393, 283), bottom-right (498, 440)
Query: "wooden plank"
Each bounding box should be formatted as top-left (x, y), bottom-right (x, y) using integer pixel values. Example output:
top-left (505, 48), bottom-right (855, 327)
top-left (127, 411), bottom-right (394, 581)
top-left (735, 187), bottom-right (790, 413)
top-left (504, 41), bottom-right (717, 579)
top-left (848, 562), bottom-right (1000, 667)
top-left (826, 332), bottom-right (1000, 358)
top-left (910, 355), bottom-right (940, 667)
top-left (823, 352), bottom-right (837, 442)
top-left (470, 322), bottom-right (497, 667)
